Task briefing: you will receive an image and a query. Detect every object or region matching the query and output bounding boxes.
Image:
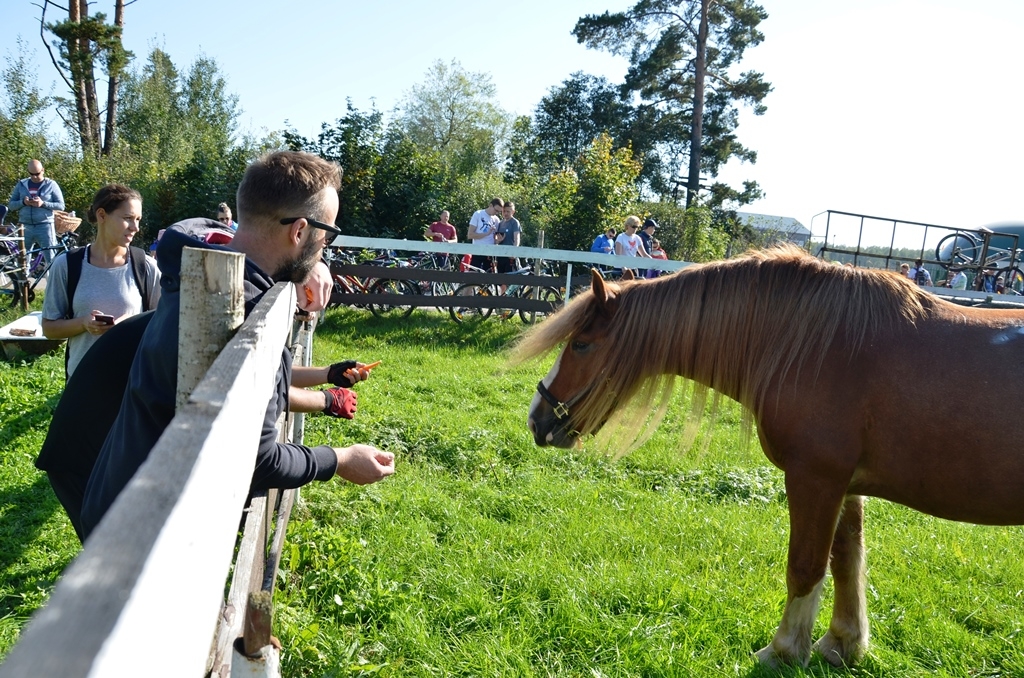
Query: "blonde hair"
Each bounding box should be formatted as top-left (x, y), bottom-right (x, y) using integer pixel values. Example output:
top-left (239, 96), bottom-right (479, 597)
top-left (624, 215), bottom-right (641, 229)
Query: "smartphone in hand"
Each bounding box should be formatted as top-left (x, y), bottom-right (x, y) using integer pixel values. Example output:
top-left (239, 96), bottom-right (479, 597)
top-left (94, 314), bottom-right (115, 325)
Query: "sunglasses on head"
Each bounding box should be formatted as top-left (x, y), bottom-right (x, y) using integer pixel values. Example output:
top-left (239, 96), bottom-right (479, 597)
top-left (280, 217), bottom-right (341, 236)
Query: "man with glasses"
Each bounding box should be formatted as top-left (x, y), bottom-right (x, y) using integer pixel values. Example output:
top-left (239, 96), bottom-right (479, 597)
top-left (7, 159), bottom-right (66, 266)
top-left (79, 151), bottom-right (395, 540)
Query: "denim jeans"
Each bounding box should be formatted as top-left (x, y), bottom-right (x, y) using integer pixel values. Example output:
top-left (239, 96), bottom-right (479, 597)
top-left (22, 222), bottom-right (57, 266)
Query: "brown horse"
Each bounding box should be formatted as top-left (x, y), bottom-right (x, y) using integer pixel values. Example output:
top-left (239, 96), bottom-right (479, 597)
top-left (515, 245), bottom-right (1024, 667)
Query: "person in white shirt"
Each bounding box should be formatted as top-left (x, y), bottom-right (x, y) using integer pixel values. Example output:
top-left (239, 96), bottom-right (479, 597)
top-left (614, 215), bottom-right (651, 274)
top-left (467, 197), bottom-right (503, 271)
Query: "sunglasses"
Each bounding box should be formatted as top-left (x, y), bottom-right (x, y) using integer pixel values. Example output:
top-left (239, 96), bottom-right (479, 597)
top-left (280, 217), bottom-right (341, 236)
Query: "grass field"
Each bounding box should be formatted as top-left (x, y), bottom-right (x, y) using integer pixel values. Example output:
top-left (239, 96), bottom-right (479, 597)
top-left (0, 303), bottom-right (1022, 676)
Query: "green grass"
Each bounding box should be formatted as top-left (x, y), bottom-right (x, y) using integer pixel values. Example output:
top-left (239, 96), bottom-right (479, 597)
top-left (0, 305), bottom-right (1022, 677)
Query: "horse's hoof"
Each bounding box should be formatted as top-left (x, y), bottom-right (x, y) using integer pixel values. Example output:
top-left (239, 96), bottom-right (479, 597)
top-left (754, 643), bottom-right (809, 668)
top-left (813, 630), bottom-right (866, 667)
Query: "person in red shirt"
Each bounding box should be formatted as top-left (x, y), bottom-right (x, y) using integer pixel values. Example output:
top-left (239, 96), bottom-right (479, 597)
top-left (424, 210), bottom-right (457, 243)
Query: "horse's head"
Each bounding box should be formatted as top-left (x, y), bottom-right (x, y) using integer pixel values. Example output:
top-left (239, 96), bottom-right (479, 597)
top-left (528, 269), bottom-right (633, 448)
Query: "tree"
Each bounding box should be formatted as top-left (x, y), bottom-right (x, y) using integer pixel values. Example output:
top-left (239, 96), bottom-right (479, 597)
top-left (0, 42), bottom-right (51, 192)
top-left (538, 133), bottom-right (641, 252)
top-left (397, 59), bottom-right (511, 177)
top-left (286, 102), bottom-right (386, 237)
top-left (533, 73), bottom-right (633, 174)
top-left (40, 0), bottom-right (133, 157)
top-left (574, 0), bottom-right (771, 206)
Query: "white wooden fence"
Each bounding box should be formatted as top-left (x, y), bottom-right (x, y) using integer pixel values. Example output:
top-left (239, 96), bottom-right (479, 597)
top-left (0, 248), bottom-right (304, 677)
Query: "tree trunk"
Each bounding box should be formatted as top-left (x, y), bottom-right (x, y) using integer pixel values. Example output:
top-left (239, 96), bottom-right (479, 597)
top-left (79, 0), bottom-right (102, 157)
top-left (102, 0), bottom-right (126, 156)
top-left (66, 0), bottom-right (95, 156)
top-left (685, 0), bottom-right (710, 207)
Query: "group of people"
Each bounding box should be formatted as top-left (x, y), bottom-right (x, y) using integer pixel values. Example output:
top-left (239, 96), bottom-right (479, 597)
top-left (901, 258), bottom-right (1009, 293)
top-left (7, 153), bottom-right (395, 543)
top-left (590, 215), bottom-right (667, 277)
top-left (423, 198), bottom-right (522, 273)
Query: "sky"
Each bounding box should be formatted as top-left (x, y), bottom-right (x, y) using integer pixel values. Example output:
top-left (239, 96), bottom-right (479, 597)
top-left (3, 0), bottom-right (1023, 248)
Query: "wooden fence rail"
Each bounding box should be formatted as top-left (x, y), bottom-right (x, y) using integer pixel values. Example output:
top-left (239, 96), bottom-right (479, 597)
top-left (0, 249), bottom-right (302, 678)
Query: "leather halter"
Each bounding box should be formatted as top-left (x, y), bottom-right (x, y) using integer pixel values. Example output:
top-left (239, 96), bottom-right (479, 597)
top-left (535, 380), bottom-right (589, 423)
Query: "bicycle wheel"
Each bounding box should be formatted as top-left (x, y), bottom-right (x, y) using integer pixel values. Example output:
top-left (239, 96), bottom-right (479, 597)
top-left (368, 278), bottom-right (417, 318)
top-left (519, 286), bottom-right (564, 324)
top-left (935, 232), bottom-right (980, 267)
top-left (449, 284), bottom-right (494, 323)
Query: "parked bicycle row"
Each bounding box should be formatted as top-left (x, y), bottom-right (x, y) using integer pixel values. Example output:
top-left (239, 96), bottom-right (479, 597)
top-left (321, 246), bottom-right (567, 324)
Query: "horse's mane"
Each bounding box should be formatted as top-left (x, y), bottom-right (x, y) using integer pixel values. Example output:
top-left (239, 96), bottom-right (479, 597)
top-left (514, 245), bottom-right (937, 453)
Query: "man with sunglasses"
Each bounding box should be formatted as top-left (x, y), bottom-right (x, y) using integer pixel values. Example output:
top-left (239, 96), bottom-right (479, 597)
top-left (7, 159), bottom-right (66, 266)
top-left (79, 151), bottom-right (395, 540)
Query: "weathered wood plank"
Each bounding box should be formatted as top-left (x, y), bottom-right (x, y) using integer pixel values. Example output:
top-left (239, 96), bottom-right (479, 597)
top-left (0, 283), bottom-right (296, 678)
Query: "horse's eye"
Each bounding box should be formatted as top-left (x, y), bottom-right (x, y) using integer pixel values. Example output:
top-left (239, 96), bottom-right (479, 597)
top-left (571, 340), bottom-right (589, 353)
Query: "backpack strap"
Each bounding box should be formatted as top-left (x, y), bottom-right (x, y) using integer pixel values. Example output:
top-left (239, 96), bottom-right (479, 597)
top-left (128, 246), bottom-right (150, 311)
top-left (64, 246), bottom-right (87, 320)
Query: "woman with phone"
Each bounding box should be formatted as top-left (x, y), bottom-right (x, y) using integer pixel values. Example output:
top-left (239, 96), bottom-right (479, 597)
top-left (41, 183), bottom-right (161, 379)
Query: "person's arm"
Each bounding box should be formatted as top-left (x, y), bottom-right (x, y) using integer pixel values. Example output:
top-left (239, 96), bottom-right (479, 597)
top-left (42, 181), bottom-right (65, 212)
top-left (291, 361), bottom-right (371, 388)
top-left (8, 182), bottom-right (24, 213)
top-left (467, 216), bottom-right (486, 240)
top-left (511, 228), bottom-right (521, 247)
top-left (334, 444), bottom-right (395, 485)
top-left (614, 239), bottom-right (624, 256)
top-left (288, 386), bottom-right (331, 413)
top-left (41, 313), bottom-right (115, 340)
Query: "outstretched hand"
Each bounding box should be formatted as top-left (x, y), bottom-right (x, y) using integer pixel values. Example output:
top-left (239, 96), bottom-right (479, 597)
top-left (327, 360), bottom-right (374, 387)
top-left (322, 386), bottom-right (357, 419)
top-left (335, 444), bottom-right (395, 485)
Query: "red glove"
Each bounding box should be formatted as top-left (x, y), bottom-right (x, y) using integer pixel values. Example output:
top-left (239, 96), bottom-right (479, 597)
top-left (322, 387), bottom-right (357, 419)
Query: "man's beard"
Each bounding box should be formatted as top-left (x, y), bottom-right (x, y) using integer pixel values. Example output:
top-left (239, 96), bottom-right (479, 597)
top-left (273, 233), bottom-right (322, 284)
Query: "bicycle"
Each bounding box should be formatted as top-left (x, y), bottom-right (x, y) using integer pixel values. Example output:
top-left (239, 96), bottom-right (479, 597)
top-left (934, 229), bottom-right (1024, 294)
top-left (0, 229), bottom-right (80, 305)
top-left (322, 247), bottom-right (419, 318)
top-left (449, 261), bottom-right (563, 324)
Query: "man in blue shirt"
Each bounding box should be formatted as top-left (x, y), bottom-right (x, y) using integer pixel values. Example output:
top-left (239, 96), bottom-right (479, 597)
top-left (7, 159), bottom-right (65, 265)
top-left (590, 228), bottom-right (616, 254)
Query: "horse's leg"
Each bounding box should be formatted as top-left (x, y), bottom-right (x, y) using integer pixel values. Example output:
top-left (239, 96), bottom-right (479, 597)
top-left (814, 494), bottom-right (869, 666)
top-left (754, 472), bottom-right (845, 668)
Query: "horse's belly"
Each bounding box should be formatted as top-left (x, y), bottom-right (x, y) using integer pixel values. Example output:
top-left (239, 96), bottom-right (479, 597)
top-left (849, 464), bottom-right (1024, 526)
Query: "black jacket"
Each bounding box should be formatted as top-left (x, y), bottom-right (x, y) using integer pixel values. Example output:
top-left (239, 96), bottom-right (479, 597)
top-left (79, 221), bottom-right (337, 539)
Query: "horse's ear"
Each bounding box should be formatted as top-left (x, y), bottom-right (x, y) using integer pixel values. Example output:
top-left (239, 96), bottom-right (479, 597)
top-left (591, 268), bottom-right (609, 304)
top-left (621, 269), bottom-right (635, 281)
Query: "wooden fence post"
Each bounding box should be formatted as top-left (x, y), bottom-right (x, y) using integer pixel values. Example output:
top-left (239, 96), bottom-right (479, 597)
top-left (177, 247), bottom-right (246, 409)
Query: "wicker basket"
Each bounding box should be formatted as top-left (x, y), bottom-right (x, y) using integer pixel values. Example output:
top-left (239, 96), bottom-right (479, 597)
top-left (54, 210), bottom-right (81, 234)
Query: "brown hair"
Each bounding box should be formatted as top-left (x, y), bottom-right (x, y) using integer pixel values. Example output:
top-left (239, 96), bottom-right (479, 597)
top-left (489, 198), bottom-right (505, 208)
top-left (87, 184), bottom-right (141, 223)
top-left (236, 151), bottom-right (342, 229)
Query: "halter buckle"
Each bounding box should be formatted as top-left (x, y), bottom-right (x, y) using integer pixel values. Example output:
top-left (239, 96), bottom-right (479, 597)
top-left (552, 401), bottom-right (569, 419)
